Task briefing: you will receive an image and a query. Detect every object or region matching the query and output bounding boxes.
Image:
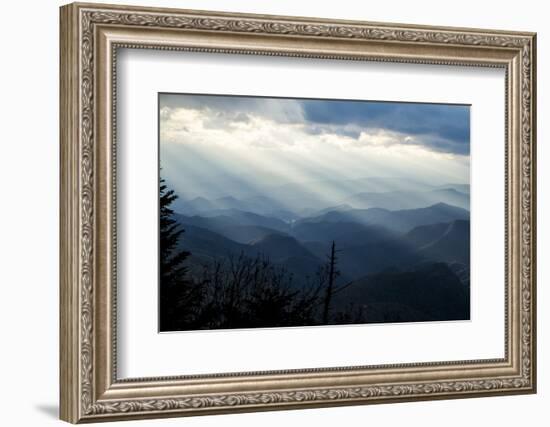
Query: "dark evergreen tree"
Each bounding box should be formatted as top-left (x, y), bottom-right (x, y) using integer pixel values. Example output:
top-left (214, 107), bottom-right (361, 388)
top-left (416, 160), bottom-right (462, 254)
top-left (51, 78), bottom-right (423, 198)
top-left (159, 178), bottom-right (202, 331)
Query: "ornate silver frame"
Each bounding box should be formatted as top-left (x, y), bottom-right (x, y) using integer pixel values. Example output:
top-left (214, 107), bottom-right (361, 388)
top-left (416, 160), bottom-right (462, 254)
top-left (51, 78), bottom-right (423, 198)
top-left (60, 2), bottom-right (537, 423)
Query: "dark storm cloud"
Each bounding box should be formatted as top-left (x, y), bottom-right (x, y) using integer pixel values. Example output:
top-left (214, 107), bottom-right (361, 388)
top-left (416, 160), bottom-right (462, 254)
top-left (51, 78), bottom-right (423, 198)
top-left (300, 100), bottom-right (470, 155)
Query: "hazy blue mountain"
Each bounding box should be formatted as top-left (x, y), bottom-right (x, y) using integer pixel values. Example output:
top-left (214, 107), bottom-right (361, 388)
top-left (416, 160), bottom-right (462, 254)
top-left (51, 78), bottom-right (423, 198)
top-left (237, 196), bottom-right (299, 221)
top-left (176, 176), bottom-right (470, 222)
top-left (177, 196), bottom-right (217, 214)
top-left (265, 192), bottom-right (331, 214)
top-left (345, 191), bottom-right (415, 210)
top-left (175, 222), bottom-right (470, 323)
top-left (173, 176), bottom-right (470, 219)
top-left (294, 225), bottom-right (421, 280)
top-left (176, 224), bottom-right (251, 262)
top-left (174, 213), bottom-right (240, 232)
top-left (212, 196), bottom-right (247, 210)
top-left (175, 211), bottom-right (291, 246)
top-left (188, 209), bottom-right (289, 232)
top-left (435, 183), bottom-right (470, 194)
top-left (418, 220), bottom-right (470, 264)
top-left (405, 222), bottom-right (451, 248)
top-left (405, 220), bottom-right (470, 264)
top-left (402, 220), bottom-right (471, 287)
top-left (448, 262), bottom-right (470, 288)
top-left (250, 234), bottom-right (317, 262)
top-left (175, 221), bottom-right (325, 286)
top-left (299, 203), bottom-right (469, 233)
top-left (268, 176), bottom-right (436, 204)
top-left (430, 188), bottom-right (470, 209)
top-left (308, 204), bottom-right (354, 217)
top-left (345, 188), bottom-right (469, 210)
top-left (333, 262), bottom-right (470, 323)
top-left (249, 234), bottom-right (326, 282)
top-left (177, 195), bottom-right (298, 220)
top-left (389, 203), bottom-right (470, 231)
top-left (170, 175), bottom-right (471, 295)
top-left (217, 225), bottom-right (286, 245)
top-left (337, 239), bottom-right (422, 279)
top-left (302, 238), bottom-right (425, 279)
top-left (258, 178), bottom-right (467, 214)
top-left (291, 221), bottom-right (395, 247)
top-left (174, 210), bottom-right (289, 236)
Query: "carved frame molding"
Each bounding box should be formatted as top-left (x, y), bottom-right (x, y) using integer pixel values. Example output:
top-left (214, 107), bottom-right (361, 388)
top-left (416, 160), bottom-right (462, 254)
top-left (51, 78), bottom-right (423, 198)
top-left (60, 2), bottom-right (536, 423)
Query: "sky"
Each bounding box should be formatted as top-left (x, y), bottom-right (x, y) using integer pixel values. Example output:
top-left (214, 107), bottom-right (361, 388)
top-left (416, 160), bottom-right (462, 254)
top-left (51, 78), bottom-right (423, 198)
top-left (159, 93), bottom-right (470, 201)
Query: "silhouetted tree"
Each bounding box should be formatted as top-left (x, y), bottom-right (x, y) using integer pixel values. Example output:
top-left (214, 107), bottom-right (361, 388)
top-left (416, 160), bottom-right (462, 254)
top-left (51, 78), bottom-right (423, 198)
top-left (313, 241), bottom-right (357, 324)
top-left (159, 178), bottom-right (203, 330)
top-left (322, 241), bottom-right (339, 323)
top-left (195, 253), bottom-right (322, 329)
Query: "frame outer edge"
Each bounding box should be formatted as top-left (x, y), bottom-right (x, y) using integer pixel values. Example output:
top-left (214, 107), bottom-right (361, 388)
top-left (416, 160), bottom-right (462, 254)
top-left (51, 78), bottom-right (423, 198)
top-left (529, 33), bottom-right (537, 393)
top-left (68, 1), bottom-right (536, 36)
top-left (59, 2), bottom-right (537, 422)
top-left (60, 3), bottom-right (81, 424)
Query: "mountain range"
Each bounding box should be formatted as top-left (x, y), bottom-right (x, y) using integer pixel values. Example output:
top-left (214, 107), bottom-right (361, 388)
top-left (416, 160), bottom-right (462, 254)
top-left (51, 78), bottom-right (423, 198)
top-left (175, 208), bottom-right (469, 283)
top-left (333, 262), bottom-right (470, 323)
top-left (173, 176), bottom-right (470, 218)
top-left (170, 176), bottom-right (471, 323)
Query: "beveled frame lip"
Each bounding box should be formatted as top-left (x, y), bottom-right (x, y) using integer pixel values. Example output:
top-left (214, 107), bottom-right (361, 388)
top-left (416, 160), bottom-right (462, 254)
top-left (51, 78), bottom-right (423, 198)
top-left (59, 2), bottom-right (536, 423)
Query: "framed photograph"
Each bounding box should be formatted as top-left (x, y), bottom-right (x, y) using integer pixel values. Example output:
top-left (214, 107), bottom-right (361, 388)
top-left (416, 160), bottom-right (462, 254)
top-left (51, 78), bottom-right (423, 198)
top-left (60, 2), bottom-right (537, 423)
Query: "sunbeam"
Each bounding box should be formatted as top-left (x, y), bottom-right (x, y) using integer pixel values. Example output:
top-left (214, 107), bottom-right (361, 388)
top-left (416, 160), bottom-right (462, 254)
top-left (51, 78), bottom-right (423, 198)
top-left (160, 93), bottom-right (469, 217)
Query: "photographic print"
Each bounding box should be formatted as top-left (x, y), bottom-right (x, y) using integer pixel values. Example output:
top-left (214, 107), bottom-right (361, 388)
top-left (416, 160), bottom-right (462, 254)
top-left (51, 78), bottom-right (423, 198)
top-left (159, 93), bottom-right (471, 332)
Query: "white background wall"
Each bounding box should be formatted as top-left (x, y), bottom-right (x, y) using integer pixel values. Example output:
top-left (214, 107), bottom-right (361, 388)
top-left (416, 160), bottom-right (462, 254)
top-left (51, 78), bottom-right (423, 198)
top-left (0, 0), bottom-right (545, 425)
